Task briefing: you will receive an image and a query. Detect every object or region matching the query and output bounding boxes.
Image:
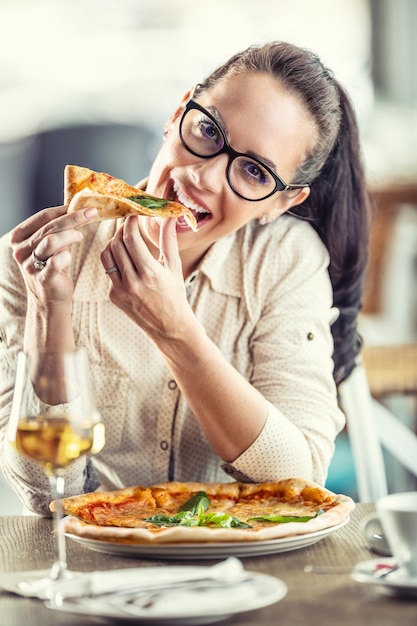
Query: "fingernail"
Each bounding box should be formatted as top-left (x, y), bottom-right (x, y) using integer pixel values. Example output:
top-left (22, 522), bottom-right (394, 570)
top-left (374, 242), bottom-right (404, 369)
top-left (84, 208), bottom-right (98, 219)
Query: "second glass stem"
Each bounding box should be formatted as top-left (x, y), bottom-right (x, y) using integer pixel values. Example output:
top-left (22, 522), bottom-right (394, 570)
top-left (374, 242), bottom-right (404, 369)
top-left (49, 472), bottom-right (68, 580)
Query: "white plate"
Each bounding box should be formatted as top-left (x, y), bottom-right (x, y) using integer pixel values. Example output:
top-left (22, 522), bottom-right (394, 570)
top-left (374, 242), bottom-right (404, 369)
top-left (66, 517), bottom-right (349, 559)
top-left (351, 558), bottom-right (417, 598)
top-left (45, 570), bottom-right (287, 625)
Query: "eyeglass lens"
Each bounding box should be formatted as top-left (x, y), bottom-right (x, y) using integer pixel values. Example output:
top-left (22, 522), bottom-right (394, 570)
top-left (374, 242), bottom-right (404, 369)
top-left (180, 104), bottom-right (279, 201)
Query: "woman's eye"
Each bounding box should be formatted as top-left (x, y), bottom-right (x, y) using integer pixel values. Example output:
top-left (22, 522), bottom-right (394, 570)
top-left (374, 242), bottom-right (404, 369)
top-left (199, 120), bottom-right (222, 146)
top-left (240, 160), bottom-right (270, 186)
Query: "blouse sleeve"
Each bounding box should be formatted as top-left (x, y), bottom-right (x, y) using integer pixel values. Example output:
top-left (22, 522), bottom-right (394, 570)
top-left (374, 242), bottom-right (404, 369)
top-left (223, 219), bottom-right (345, 485)
top-left (0, 233), bottom-right (95, 516)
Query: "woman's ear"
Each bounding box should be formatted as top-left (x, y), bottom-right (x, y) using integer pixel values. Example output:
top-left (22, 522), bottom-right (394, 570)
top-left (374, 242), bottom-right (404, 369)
top-left (259, 187), bottom-right (311, 225)
top-left (285, 186), bottom-right (310, 208)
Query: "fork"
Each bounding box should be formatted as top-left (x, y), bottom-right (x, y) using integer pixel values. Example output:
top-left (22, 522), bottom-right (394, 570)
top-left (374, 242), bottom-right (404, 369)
top-left (115, 578), bottom-right (252, 611)
top-left (304, 563), bottom-right (398, 578)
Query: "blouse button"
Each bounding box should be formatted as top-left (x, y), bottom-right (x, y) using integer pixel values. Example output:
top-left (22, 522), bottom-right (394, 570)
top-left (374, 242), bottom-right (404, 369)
top-left (307, 332), bottom-right (314, 341)
top-left (160, 440), bottom-right (169, 451)
top-left (168, 380), bottom-right (177, 390)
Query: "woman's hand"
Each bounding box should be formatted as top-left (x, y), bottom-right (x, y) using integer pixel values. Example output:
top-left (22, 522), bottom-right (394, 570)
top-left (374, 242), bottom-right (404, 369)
top-left (11, 205), bottom-right (98, 308)
top-left (100, 217), bottom-right (193, 341)
top-left (101, 216), bottom-right (270, 463)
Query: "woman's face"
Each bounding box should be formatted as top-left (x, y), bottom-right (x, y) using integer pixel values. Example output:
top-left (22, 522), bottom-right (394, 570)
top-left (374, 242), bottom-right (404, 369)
top-left (142, 71), bottom-right (316, 265)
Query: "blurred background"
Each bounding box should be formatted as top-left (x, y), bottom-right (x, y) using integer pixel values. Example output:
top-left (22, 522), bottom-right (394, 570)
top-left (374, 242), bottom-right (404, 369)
top-left (1, 0), bottom-right (416, 511)
top-left (1, 0), bottom-right (416, 233)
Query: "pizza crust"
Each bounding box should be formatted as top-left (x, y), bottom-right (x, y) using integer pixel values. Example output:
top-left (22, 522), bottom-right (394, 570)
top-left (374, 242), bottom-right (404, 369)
top-left (57, 479), bottom-right (355, 545)
top-left (64, 165), bottom-right (141, 203)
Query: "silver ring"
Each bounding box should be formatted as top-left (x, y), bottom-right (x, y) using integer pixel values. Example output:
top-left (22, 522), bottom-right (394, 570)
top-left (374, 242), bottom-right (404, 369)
top-left (105, 266), bottom-right (119, 275)
top-left (32, 250), bottom-right (48, 271)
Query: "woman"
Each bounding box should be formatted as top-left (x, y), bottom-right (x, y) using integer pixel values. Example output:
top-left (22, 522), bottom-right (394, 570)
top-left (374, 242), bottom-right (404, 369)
top-left (0, 42), bottom-right (372, 515)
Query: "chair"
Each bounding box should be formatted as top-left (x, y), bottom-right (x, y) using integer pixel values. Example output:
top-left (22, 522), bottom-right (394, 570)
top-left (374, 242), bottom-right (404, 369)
top-left (0, 134), bottom-right (38, 235)
top-left (338, 359), bottom-right (417, 502)
top-left (338, 183), bottom-right (417, 502)
top-left (0, 121), bottom-right (160, 229)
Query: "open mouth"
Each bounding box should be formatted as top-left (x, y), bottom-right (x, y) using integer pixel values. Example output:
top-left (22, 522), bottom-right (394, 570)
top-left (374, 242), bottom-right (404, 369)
top-left (171, 182), bottom-right (212, 227)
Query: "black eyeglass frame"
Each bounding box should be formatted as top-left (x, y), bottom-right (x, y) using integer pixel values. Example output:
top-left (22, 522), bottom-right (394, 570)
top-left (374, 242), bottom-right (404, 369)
top-left (179, 99), bottom-right (309, 202)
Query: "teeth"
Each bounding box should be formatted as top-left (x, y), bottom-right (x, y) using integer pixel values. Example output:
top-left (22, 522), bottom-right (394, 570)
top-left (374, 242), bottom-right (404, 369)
top-left (173, 183), bottom-right (209, 214)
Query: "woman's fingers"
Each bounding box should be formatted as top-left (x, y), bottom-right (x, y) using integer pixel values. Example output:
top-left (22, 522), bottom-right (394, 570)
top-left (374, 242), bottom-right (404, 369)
top-left (101, 217), bottom-right (157, 279)
top-left (31, 229), bottom-right (82, 265)
top-left (99, 217), bottom-right (190, 337)
top-left (158, 218), bottom-right (182, 273)
top-left (11, 205), bottom-right (98, 245)
top-left (113, 217), bottom-right (182, 275)
top-left (11, 206), bottom-right (98, 264)
top-left (100, 224), bottom-right (124, 275)
top-left (100, 246), bottom-right (120, 277)
top-left (10, 205), bottom-right (69, 245)
top-left (101, 217), bottom-right (184, 283)
top-left (14, 226), bottom-right (82, 268)
top-left (119, 216), bottom-right (157, 272)
top-left (33, 249), bottom-right (72, 278)
top-left (10, 205), bottom-right (99, 306)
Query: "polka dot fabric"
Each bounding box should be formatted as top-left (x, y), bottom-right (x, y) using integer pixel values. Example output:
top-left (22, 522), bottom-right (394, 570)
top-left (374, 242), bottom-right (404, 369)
top-left (0, 216), bottom-right (344, 514)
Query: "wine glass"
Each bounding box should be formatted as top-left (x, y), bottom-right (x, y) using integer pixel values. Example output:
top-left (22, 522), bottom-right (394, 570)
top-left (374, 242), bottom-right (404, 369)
top-left (7, 349), bottom-right (105, 599)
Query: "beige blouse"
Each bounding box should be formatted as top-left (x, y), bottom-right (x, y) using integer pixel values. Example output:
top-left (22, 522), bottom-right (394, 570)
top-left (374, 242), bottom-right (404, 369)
top-left (0, 215), bottom-right (344, 515)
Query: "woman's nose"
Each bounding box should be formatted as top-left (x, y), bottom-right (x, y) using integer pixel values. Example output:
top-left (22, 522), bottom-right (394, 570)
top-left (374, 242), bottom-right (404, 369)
top-left (189, 154), bottom-right (229, 193)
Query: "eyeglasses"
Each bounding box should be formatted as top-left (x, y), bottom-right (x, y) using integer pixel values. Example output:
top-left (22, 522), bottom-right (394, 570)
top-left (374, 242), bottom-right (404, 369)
top-left (179, 99), bottom-right (309, 202)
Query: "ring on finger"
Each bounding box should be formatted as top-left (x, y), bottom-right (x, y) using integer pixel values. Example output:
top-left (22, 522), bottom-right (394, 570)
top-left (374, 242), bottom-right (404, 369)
top-left (105, 265), bottom-right (119, 275)
top-left (32, 250), bottom-right (48, 271)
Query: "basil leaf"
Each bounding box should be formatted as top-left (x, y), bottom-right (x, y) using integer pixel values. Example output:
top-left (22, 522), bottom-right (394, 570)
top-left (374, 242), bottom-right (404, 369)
top-left (176, 511), bottom-right (199, 526)
top-left (143, 514), bottom-right (180, 527)
top-left (179, 491), bottom-right (211, 515)
top-left (144, 506), bottom-right (251, 529)
top-left (202, 512), bottom-right (252, 529)
top-left (144, 497), bottom-right (212, 527)
top-left (128, 195), bottom-right (170, 209)
top-left (145, 500), bottom-right (324, 528)
top-left (144, 510), bottom-right (194, 527)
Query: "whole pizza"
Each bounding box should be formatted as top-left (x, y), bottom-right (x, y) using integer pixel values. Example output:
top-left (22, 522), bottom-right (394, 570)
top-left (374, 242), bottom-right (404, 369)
top-left (53, 478), bottom-right (355, 544)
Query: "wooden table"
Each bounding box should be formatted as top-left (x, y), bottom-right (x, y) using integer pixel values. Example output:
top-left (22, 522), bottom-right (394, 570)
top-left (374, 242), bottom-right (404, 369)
top-left (1, 504), bottom-right (416, 625)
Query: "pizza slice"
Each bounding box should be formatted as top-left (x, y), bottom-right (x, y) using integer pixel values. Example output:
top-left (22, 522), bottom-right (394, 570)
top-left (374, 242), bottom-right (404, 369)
top-left (52, 479), bottom-right (355, 544)
top-left (64, 165), bottom-right (198, 231)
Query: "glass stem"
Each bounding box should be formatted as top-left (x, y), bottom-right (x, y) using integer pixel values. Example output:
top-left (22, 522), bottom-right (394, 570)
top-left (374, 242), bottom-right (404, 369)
top-left (48, 472), bottom-right (68, 580)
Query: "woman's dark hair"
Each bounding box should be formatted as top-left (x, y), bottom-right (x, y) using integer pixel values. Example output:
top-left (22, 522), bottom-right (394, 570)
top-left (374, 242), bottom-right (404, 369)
top-left (196, 41), bottom-right (373, 384)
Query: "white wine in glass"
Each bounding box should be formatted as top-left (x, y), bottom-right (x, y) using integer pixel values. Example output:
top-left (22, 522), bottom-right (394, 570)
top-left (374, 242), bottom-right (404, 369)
top-left (8, 350), bottom-right (105, 598)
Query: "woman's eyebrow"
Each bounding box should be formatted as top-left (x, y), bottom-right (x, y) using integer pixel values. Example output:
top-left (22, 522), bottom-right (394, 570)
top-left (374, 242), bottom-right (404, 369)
top-left (206, 105), bottom-right (227, 131)
top-left (206, 105), bottom-right (278, 173)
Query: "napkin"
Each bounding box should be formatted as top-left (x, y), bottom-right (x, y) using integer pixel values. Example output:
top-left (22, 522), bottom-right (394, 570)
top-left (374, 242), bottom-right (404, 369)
top-left (76, 577), bottom-right (260, 619)
top-left (0, 557), bottom-right (248, 601)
